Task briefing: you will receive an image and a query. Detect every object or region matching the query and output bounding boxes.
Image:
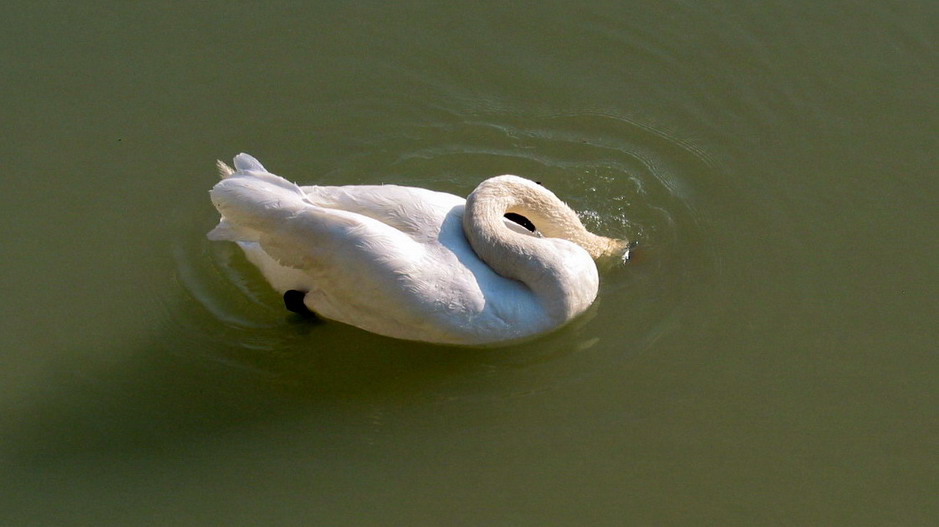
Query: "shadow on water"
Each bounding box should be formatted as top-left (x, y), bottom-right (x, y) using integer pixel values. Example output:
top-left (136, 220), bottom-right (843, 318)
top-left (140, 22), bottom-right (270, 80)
top-left (0, 321), bottom-right (454, 466)
top-left (1, 291), bottom-right (609, 470)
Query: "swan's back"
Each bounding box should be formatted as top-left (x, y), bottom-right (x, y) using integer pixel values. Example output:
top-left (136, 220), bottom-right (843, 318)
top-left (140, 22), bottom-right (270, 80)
top-left (300, 184), bottom-right (463, 242)
top-left (209, 155), bottom-right (557, 345)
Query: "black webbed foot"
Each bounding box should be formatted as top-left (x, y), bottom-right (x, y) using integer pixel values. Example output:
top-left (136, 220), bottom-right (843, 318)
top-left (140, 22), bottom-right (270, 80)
top-left (283, 290), bottom-right (317, 319)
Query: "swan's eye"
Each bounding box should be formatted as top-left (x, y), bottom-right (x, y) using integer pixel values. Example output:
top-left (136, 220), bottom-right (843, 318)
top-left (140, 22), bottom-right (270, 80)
top-left (504, 213), bottom-right (536, 232)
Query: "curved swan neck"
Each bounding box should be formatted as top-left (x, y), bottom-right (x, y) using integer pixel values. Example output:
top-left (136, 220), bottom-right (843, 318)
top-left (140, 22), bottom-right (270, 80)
top-left (465, 176), bottom-right (628, 259)
top-left (463, 176), bottom-right (622, 320)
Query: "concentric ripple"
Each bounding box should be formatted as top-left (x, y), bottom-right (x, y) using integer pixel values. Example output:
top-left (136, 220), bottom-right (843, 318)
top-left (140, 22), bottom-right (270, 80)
top-left (173, 106), bottom-right (721, 398)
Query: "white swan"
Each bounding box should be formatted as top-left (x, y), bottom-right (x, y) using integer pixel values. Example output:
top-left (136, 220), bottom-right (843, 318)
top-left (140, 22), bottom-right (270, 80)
top-left (208, 153), bottom-right (629, 346)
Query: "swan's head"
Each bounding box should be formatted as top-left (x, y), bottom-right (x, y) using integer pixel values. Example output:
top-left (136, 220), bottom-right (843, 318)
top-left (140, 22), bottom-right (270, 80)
top-left (593, 236), bottom-right (634, 263)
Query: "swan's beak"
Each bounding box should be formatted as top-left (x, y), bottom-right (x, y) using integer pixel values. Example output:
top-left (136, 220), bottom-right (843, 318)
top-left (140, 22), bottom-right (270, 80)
top-left (621, 240), bottom-right (638, 263)
top-left (623, 241), bottom-right (639, 264)
top-left (598, 237), bottom-right (634, 264)
top-left (583, 234), bottom-right (633, 262)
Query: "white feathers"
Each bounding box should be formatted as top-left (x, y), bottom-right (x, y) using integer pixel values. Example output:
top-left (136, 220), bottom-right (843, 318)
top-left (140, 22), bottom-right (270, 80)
top-left (208, 153), bottom-right (625, 345)
top-left (216, 160), bottom-right (235, 179)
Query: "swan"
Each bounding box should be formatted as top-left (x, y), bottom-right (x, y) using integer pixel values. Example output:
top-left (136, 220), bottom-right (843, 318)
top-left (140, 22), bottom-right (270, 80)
top-left (208, 153), bottom-right (629, 346)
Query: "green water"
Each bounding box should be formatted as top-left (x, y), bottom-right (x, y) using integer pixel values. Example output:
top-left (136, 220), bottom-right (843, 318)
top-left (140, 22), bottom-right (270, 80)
top-left (2, 1), bottom-right (936, 525)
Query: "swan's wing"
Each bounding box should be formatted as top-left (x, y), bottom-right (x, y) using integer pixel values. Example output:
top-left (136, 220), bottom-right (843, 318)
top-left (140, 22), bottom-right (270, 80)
top-left (209, 167), bottom-right (466, 338)
top-left (210, 169), bottom-right (423, 272)
top-left (300, 184), bottom-right (464, 241)
top-left (268, 217), bottom-right (456, 337)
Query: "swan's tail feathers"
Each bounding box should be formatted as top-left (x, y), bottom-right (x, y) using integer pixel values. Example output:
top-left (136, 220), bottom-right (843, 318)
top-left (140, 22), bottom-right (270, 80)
top-left (218, 154), bottom-right (306, 194)
top-left (210, 172), bottom-right (308, 233)
top-left (216, 153), bottom-right (271, 179)
top-left (233, 153), bottom-right (268, 173)
top-left (209, 155), bottom-right (320, 249)
top-left (217, 160), bottom-right (235, 179)
top-left (208, 155), bottom-right (410, 272)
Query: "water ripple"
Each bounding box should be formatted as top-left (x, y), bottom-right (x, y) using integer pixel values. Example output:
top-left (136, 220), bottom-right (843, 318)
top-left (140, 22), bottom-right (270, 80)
top-left (173, 106), bottom-right (721, 400)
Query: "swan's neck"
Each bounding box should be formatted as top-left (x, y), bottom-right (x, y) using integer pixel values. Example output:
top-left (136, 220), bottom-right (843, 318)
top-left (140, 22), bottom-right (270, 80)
top-left (463, 176), bottom-right (627, 321)
top-left (507, 191), bottom-right (628, 261)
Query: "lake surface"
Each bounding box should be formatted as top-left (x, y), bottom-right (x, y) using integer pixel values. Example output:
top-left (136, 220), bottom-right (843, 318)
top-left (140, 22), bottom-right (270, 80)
top-left (2, 1), bottom-right (936, 525)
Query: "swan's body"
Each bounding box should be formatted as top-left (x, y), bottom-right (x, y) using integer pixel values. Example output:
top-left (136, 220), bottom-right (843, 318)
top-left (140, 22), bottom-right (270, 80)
top-left (208, 154), bottom-right (627, 346)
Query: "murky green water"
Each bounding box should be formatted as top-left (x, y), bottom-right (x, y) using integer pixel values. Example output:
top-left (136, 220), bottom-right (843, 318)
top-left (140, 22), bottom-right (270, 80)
top-left (2, 1), bottom-right (936, 525)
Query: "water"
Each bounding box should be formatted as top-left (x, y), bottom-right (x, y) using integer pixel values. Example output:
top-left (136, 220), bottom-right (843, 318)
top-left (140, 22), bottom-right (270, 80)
top-left (2, 1), bottom-right (936, 525)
